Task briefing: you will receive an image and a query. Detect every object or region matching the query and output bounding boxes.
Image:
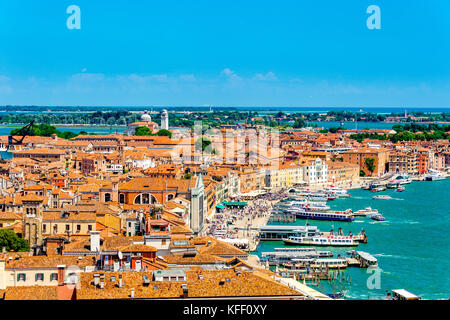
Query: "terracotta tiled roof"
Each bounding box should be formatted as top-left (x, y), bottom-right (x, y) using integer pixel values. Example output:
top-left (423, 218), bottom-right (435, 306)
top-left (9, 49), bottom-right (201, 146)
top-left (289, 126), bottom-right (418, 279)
top-left (76, 268), bottom-right (301, 299)
top-left (4, 286), bottom-right (58, 300)
top-left (4, 256), bottom-right (95, 269)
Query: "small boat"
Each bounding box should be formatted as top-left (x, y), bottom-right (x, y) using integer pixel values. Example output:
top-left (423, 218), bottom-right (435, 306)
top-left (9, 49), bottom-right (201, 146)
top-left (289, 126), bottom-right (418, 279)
top-left (397, 186), bottom-right (405, 192)
top-left (327, 292), bottom-right (345, 299)
top-left (371, 214), bottom-right (386, 221)
top-left (372, 195), bottom-right (392, 200)
top-left (371, 186), bottom-right (386, 192)
top-left (354, 207), bottom-right (378, 217)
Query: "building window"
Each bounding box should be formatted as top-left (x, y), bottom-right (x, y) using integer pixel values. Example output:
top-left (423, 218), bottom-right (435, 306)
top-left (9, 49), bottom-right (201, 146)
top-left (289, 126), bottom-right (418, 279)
top-left (77, 224), bottom-right (81, 232)
top-left (17, 273), bottom-right (26, 281)
top-left (104, 193), bottom-right (111, 202)
top-left (36, 273), bottom-right (44, 281)
top-left (65, 224), bottom-right (70, 231)
top-left (119, 194), bottom-right (125, 204)
top-left (88, 225), bottom-right (92, 231)
top-left (50, 273), bottom-right (58, 281)
top-left (42, 224), bottom-right (47, 233)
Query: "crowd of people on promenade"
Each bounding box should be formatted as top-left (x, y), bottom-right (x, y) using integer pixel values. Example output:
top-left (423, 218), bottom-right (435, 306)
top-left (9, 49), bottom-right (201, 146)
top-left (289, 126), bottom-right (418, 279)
top-left (202, 191), bottom-right (291, 249)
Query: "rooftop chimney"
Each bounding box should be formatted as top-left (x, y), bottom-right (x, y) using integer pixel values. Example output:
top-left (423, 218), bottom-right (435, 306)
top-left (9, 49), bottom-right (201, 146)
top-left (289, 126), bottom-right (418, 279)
top-left (93, 274), bottom-right (100, 287)
top-left (118, 274), bottom-right (123, 288)
top-left (181, 284), bottom-right (188, 298)
top-left (90, 231), bottom-right (100, 252)
top-left (130, 288), bottom-right (135, 298)
top-left (57, 265), bottom-right (66, 286)
top-left (99, 274), bottom-right (105, 289)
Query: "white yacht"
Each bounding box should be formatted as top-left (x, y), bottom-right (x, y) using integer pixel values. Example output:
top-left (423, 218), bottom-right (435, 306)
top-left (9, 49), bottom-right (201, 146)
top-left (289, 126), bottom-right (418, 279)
top-left (424, 169), bottom-right (445, 181)
top-left (353, 207), bottom-right (379, 217)
top-left (323, 186), bottom-right (350, 198)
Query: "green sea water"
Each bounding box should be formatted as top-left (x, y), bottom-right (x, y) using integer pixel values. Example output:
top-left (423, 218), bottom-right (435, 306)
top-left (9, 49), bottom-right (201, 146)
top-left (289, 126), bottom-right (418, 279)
top-left (256, 179), bottom-right (450, 300)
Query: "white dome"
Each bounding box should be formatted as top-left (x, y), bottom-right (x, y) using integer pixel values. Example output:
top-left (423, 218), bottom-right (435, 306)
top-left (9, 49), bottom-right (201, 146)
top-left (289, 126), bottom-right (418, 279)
top-left (141, 111), bottom-right (151, 122)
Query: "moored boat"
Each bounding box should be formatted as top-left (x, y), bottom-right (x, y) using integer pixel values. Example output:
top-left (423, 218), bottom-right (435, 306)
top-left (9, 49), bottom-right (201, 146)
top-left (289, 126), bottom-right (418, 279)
top-left (424, 169), bottom-right (445, 181)
top-left (293, 209), bottom-right (354, 222)
top-left (283, 234), bottom-right (359, 247)
top-left (373, 195), bottom-right (392, 200)
top-left (353, 207), bottom-right (378, 217)
top-left (371, 213), bottom-right (386, 221)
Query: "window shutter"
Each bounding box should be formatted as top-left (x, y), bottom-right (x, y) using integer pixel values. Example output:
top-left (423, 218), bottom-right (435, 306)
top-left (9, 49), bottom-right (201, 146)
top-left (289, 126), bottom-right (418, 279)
top-left (35, 273), bottom-right (38, 281)
top-left (17, 274), bottom-right (20, 281)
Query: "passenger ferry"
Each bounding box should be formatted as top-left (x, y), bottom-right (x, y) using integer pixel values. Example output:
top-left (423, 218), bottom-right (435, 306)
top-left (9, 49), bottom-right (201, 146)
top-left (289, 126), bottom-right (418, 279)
top-left (300, 202), bottom-right (331, 212)
top-left (322, 187), bottom-right (351, 198)
top-left (259, 225), bottom-right (321, 241)
top-left (296, 191), bottom-right (329, 202)
top-left (293, 209), bottom-right (354, 222)
top-left (353, 207), bottom-right (378, 217)
top-left (391, 175), bottom-right (412, 185)
top-left (424, 169), bottom-right (445, 181)
top-left (373, 194), bottom-right (392, 200)
top-left (283, 234), bottom-right (359, 247)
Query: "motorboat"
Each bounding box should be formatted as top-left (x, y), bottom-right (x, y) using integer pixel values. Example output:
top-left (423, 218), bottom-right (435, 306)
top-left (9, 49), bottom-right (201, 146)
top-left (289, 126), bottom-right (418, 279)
top-left (372, 195), bottom-right (392, 200)
top-left (371, 213), bottom-right (386, 221)
top-left (353, 207), bottom-right (378, 217)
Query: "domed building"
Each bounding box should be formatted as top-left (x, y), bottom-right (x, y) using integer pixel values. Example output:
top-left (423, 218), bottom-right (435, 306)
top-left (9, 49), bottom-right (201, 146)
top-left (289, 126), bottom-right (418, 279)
top-left (125, 110), bottom-right (159, 136)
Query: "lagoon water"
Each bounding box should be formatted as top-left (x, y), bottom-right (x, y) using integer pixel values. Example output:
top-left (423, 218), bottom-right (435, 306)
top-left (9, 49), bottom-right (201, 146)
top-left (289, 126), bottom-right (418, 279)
top-left (256, 179), bottom-right (450, 300)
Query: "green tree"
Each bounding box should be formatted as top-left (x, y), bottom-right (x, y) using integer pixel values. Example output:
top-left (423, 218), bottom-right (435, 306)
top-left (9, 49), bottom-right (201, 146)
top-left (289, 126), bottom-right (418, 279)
top-left (359, 170), bottom-right (366, 177)
top-left (155, 129), bottom-right (172, 138)
top-left (135, 126), bottom-right (153, 136)
top-left (364, 158), bottom-right (376, 175)
top-left (293, 118), bottom-right (307, 128)
top-left (195, 137), bottom-right (212, 152)
top-left (0, 229), bottom-right (29, 252)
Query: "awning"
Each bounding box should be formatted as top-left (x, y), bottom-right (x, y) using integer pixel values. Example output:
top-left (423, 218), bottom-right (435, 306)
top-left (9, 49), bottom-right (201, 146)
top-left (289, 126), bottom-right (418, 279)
top-left (216, 204), bottom-right (225, 210)
top-left (222, 201), bottom-right (247, 207)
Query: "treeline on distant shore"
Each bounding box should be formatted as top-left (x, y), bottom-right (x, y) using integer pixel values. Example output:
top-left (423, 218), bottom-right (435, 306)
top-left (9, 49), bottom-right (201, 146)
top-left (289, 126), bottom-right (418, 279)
top-left (10, 123), bottom-right (84, 139)
top-left (349, 123), bottom-right (450, 143)
top-left (1, 109), bottom-right (450, 129)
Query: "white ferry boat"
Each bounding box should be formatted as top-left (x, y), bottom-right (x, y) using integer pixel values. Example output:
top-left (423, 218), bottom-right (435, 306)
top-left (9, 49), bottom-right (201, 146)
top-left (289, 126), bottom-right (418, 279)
top-left (283, 234), bottom-right (359, 247)
top-left (259, 225), bottom-right (321, 241)
top-left (424, 169), bottom-right (445, 181)
top-left (322, 187), bottom-right (350, 198)
top-left (296, 191), bottom-right (329, 202)
top-left (288, 208), bottom-right (354, 222)
top-left (353, 207), bottom-right (378, 217)
top-left (301, 202), bottom-right (331, 212)
top-left (391, 175), bottom-right (412, 185)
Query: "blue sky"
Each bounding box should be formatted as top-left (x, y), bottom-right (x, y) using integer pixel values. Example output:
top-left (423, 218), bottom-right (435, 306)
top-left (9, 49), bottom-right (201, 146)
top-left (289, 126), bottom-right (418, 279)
top-left (0, 0), bottom-right (449, 107)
